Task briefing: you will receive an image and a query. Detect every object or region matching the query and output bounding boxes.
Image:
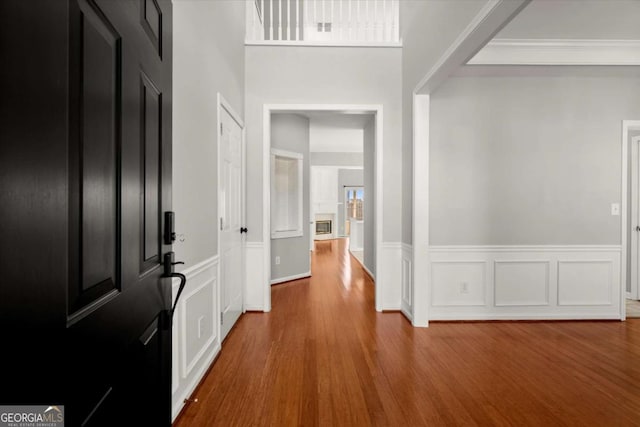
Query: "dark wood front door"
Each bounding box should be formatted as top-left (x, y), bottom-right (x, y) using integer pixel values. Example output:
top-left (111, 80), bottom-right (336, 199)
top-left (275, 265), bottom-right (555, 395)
top-left (0, 0), bottom-right (173, 425)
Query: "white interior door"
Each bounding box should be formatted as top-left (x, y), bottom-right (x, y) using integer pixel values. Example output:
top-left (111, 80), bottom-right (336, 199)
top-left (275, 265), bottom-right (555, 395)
top-left (631, 136), bottom-right (640, 300)
top-left (220, 105), bottom-right (244, 341)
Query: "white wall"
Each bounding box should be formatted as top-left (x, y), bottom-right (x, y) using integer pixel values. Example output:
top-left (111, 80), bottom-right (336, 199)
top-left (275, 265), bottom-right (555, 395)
top-left (271, 114), bottom-right (310, 282)
top-left (310, 152), bottom-right (363, 167)
top-left (430, 69), bottom-right (640, 245)
top-left (496, 0), bottom-right (640, 40)
top-left (173, 0), bottom-right (245, 266)
top-left (363, 117), bottom-right (376, 276)
top-left (400, 0), bottom-right (490, 245)
top-left (310, 118), bottom-right (363, 152)
top-left (172, 0), bottom-right (245, 419)
top-left (245, 45), bottom-right (402, 245)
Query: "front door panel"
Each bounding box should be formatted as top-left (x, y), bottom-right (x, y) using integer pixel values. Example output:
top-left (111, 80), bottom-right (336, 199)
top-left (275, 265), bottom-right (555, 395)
top-left (67, 0), bottom-right (173, 424)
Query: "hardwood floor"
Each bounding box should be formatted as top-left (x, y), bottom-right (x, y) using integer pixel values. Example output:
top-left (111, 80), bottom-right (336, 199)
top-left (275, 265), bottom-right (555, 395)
top-left (175, 238), bottom-right (640, 426)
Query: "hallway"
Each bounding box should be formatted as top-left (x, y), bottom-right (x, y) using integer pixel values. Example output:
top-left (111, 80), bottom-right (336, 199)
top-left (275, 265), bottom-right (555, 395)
top-left (175, 239), bottom-right (640, 426)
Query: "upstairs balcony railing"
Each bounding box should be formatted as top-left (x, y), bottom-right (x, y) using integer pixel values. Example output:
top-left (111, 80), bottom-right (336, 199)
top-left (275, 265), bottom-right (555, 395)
top-left (246, 0), bottom-right (401, 46)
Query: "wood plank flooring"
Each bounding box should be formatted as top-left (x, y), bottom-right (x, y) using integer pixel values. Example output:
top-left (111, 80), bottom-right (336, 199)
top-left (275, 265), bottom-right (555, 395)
top-left (175, 238), bottom-right (640, 426)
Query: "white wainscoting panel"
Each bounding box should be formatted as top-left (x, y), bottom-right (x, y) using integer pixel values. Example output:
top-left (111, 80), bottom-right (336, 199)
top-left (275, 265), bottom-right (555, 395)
top-left (181, 278), bottom-right (216, 378)
top-left (494, 260), bottom-right (549, 306)
top-left (401, 243), bottom-right (413, 321)
top-left (245, 241), bottom-right (265, 311)
top-left (431, 261), bottom-right (486, 307)
top-left (558, 261), bottom-right (612, 306)
top-left (172, 255), bottom-right (220, 421)
top-left (380, 242), bottom-right (402, 310)
top-left (428, 246), bottom-right (621, 320)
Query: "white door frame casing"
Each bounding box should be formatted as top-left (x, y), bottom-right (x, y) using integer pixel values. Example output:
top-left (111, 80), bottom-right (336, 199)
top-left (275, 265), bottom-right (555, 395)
top-left (217, 93), bottom-right (246, 331)
top-left (629, 134), bottom-right (640, 300)
top-left (263, 104), bottom-right (384, 312)
top-left (412, 94), bottom-right (430, 327)
top-left (624, 122), bottom-right (640, 310)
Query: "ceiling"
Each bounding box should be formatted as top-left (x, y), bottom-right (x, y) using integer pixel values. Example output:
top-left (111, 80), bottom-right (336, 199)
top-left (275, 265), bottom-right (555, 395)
top-left (495, 0), bottom-right (640, 40)
top-left (297, 111), bottom-right (374, 129)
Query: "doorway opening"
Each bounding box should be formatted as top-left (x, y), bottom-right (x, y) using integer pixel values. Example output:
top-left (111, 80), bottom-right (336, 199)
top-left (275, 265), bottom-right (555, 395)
top-left (263, 104), bottom-right (384, 311)
top-left (344, 186), bottom-right (365, 267)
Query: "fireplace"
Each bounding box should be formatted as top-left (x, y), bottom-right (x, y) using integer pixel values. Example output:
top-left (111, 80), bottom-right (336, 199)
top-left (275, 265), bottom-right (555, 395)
top-left (316, 220), bottom-right (332, 235)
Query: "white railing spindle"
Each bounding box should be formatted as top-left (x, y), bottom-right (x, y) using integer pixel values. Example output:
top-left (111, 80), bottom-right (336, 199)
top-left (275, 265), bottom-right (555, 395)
top-left (348, 0), bottom-right (352, 41)
top-left (381, 0), bottom-right (386, 42)
top-left (260, 0), bottom-right (265, 40)
top-left (287, 0), bottom-right (290, 40)
top-left (356, 0), bottom-right (360, 41)
top-left (313, 0), bottom-right (317, 36)
top-left (278, 0), bottom-right (283, 40)
top-left (295, 0), bottom-right (299, 40)
top-left (339, 0), bottom-right (343, 41)
top-left (374, 0), bottom-right (378, 42)
top-left (393, 0), bottom-right (399, 43)
top-left (364, 0), bottom-right (373, 40)
top-left (329, 0), bottom-right (334, 41)
top-left (249, 0), bottom-right (255, 41)
top-left (269, 0), bottom-right (273, 40)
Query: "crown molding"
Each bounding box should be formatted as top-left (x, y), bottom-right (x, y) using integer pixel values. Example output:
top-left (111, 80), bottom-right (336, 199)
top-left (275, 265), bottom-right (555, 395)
top-left (468, 38), bottom-right (640, 65)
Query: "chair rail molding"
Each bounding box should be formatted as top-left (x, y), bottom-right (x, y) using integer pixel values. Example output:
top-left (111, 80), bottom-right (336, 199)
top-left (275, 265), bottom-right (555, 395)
top-left (468, 39), bottom-right (640, 66)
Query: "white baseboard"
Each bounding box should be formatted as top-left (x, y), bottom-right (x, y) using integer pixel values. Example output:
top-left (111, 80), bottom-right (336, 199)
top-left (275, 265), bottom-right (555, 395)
top-left (270, 271), bottom-right (311, 285)
top-left (350, 249), bottom-right (375, 280)
top-left (428, 245), bottom-right (622, 321)
top-left (362, 264), bottom-right (375, 280)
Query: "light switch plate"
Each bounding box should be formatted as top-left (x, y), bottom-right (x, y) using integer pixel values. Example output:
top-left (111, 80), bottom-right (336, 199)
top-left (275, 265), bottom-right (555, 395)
top-left (611, 203), bottom-right (620, 216)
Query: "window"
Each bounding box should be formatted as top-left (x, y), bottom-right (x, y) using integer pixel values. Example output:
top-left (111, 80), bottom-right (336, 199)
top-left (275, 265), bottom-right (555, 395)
top-left (271, 149), bottom-right (303, 239)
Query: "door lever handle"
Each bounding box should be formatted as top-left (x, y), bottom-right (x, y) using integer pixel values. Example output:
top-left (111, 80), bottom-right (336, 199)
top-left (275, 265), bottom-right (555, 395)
top-left (169, 272), bottom-right (187, 317)
top-left (163, 252), bottom-right (187, 319)
top-left (240, 227), bottom-right (248, 234)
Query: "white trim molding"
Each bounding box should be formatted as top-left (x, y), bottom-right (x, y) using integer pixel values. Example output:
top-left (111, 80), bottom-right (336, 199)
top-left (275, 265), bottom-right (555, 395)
top-left (428, 246), bottom-right (622, 321)
top-left (401, 243), bottom-right (413, 322)
top-left (468, 39), bottom-right (640, 66)
top-left (245, 241), bottom-right (266, 311)
top-left (270, 271), bottom-right (311, 285)
top-left (622, 121), bottom-right (640, 320)
top-left (412, 94), bottom-right (430, 327)
top-left (172, 255), bottom-right (220, 422)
